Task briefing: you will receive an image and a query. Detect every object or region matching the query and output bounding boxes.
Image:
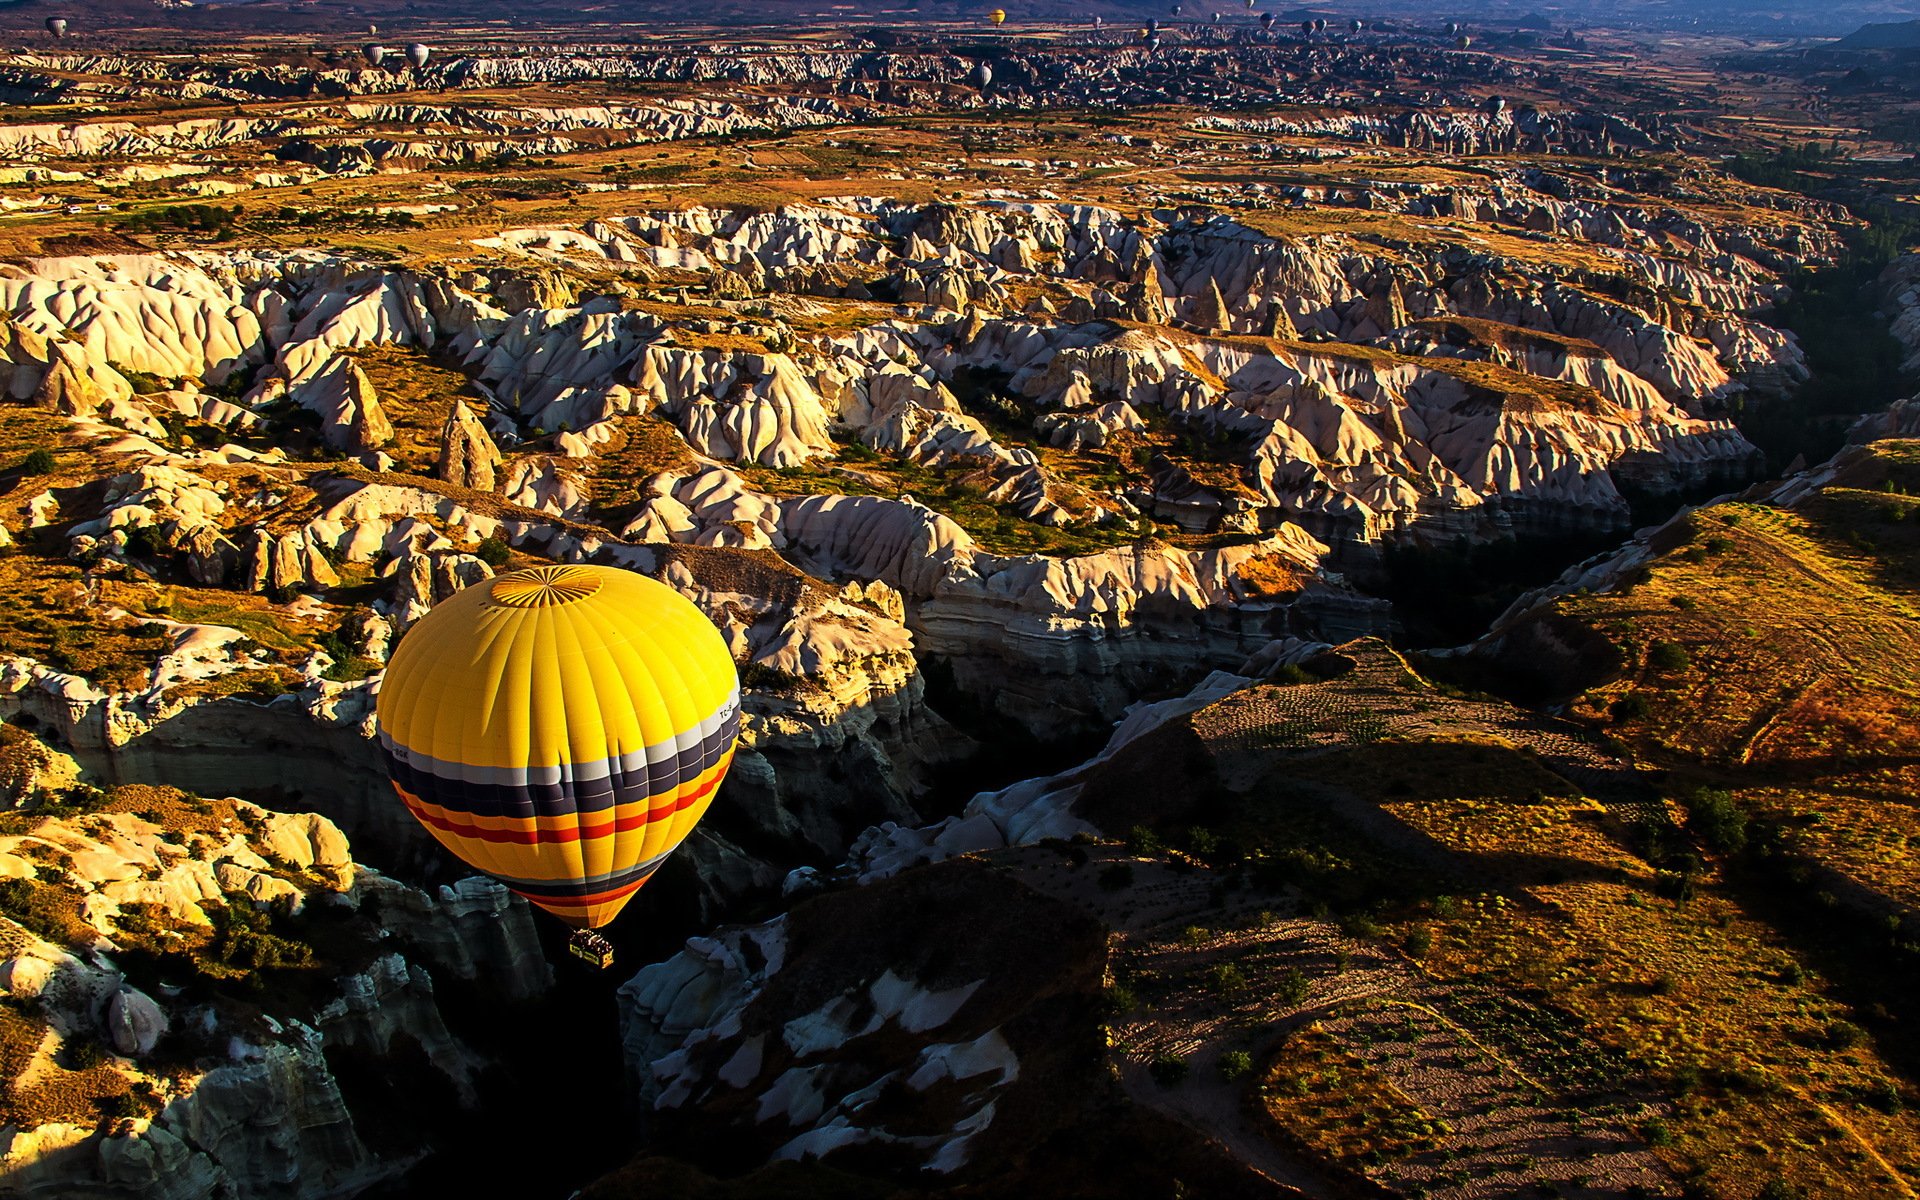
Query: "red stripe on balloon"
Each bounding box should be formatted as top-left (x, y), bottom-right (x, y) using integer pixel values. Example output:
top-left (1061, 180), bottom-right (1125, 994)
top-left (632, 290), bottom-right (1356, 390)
top-left (400, 762), bottom-right (727, 845)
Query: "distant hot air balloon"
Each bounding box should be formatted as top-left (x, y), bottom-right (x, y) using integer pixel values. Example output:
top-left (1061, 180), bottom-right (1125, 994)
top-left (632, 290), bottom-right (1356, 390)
top-left (405, 42), bottom-right (431, 69)
top-left (45, 17), bottom-right (67, 37)
top-left (1093, 14), bottom-right (1103, 27)
top-left (362, 43), bottom-right (387, 67)
top-left (1485, 94), bottom-right (1506, 115)
top-left (973, 60), bottom-right (993, 88)
top-left (1455, 33), bottom-right (1472, 48)
top-left (377, 565), bottom-right (741, 966)
top-left (1148, 19), bottom-right (1160, 33)
top-left (1170, 3), bottom-right (1182, 13)
top-left (1445, 21), bottom-right (1460, 35)
top-left (1299, 18), bottom-right (1311, 33)
top-left (1260, 12), bottom-right (1275, 30)
top-left (1245, 0), bottom-right (1255, 9)
top-left (1212, 11), bottom-right (1223, 22)
top-left (1350, 18), bottom-right (1364, 32)
top-left (989, 7), bottom-right (1006, 24)
top-left (1315, 17), bottom-right (1327, 31)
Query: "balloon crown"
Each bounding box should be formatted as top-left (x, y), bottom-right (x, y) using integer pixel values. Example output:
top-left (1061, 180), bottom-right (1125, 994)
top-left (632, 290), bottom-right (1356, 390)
top-left (486, 565), bottom-right (604, 608)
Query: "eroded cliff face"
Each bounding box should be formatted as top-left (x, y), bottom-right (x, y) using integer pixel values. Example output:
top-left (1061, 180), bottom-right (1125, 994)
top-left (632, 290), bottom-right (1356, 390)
top-left (0, 181), bottom-right (1834, 891)
top-left (0, 775), bottom-right (549, 1200)
top-left (0, 45), bottom-right (1689, 151)
top-left (614, 858), bottom-right (1158, 1185)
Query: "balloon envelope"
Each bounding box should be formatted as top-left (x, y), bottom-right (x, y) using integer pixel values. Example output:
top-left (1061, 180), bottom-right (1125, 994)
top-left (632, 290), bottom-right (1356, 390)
top-left (45, 17), bottom-right (67, 36)
top-left (377, 565), bottom-right (741, 929)
top-left (405, 42), bottom-right (431, 68)
top-left (989, 7), bottom-right (1006, 23)
top-left (363, 43), bottom-right (387, 66)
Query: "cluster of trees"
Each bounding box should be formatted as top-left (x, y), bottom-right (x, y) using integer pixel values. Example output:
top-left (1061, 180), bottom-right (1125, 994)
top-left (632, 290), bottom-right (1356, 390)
top-left (115, 204), bottom-right (242, 238)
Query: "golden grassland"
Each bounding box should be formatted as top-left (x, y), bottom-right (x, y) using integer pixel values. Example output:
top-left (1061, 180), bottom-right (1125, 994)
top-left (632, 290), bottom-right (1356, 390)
top-left (347, 344), bottom-right (488, 476)
top-left (0, 557), bottom-right (176, 690)
top-left (1067, 629), bottom-right (1920, 1199)
top-left (1398, 793), bottom-right (1920, 1199)
top-left (577, 413), bottom-right (703, 517)
top-left (1254, 1022), bottom-right (1447, 1169)
top-left (1534, 441), bottom-right (1920, 918)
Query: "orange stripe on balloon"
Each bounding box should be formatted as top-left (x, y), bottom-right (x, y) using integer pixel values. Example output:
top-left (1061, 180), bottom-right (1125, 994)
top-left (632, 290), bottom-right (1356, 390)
top-left (397, 752), bottom-right (733, 846)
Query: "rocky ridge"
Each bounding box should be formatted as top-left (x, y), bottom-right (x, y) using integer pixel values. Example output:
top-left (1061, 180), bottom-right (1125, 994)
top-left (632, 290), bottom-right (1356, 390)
top-left (0, 771), bottom-right (549, 1200)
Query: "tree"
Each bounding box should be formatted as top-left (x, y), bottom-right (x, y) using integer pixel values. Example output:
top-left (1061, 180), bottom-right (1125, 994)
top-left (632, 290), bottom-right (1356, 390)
top-left (1097, 863), bottom-right (1134, 891)
top-left (19, 448), bottom-right (55, 475)
top-left (1649, 641), bottom-right (1690, 672)
top-left (1686, 788), bottom-right (1748, 855)
top-left (474, 536), bottom-right (512, 568)
top-left (1149, 1052), bottom-right (1189, 1086)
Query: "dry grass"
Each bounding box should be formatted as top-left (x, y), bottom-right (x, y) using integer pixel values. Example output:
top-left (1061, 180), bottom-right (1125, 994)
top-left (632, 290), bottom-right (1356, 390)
top-left (577, 414), bottom-right (703, 518)
top-left (0, 1003), bottom-right (133, 1130)
top-left (1254, 1022), bottom-right (1446, 1169)
top-left (348, 345), bottom-right (488, 476)
top-left (0, 558), bottom-right (174, 690)
top-left (1561, 444), bottom-right (1920, 769)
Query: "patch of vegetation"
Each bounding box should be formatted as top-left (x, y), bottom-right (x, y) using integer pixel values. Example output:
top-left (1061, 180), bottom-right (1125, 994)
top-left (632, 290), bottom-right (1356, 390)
top-left (1255, 1023), bottom-right (1445, 1170)
top-left (115, 203), bottom-right (242, 240)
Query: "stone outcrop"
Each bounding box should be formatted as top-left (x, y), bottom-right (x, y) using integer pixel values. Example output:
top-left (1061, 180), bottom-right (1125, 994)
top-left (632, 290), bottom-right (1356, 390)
top-left (0, 785), bottom-right (547, 1200)
top-left (435, 399), bottom-right (502, 491)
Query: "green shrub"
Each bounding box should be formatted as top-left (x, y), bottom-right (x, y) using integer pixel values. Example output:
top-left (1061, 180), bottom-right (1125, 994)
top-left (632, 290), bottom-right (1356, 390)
top-left (1685, 788), bottom-right (1748, 855)
top-left (1126, 825), bottom-right (1163, 854)
top-left (1104, 984), bottom-right (1139, 1015)
top-left (1275, 967), bottom-right (1310, 1008)
top-left (1206, 963), bottom-right (1248, 995)
top-left (1097, 863), bottom-right (1134, 891)
top-left (1405, 927), bottom-right (1433, 957)
top-left (1861, 1079), bottom-right (1904, 1113)
top-left (474, 536), bottom-right (513, 568)
top-left (1218, 1049), bottom-right (1253, 1081)
top-left (65, 1037), bottom-right (106, 1069)
top-left (1649, 641), bottom-right (1690, 672)
top-left (1186, 827), bottom-right (1219, 860)
top-left (1612, 693), bottom-right (1652, 722)
top-left (1149, 1052), bottom-right (1189, 1086)
top-left (19, 448), bottom-right (56, 475)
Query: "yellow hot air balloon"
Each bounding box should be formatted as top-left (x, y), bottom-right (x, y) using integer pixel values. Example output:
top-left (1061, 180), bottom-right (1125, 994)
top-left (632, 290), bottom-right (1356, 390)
top-left (989, 7), bottom-right (1007, 24)
top-left (377, 565), bottom-right (741, 964)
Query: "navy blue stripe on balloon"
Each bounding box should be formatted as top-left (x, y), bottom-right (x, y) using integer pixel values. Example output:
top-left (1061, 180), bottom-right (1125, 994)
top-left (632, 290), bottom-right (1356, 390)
top-left (384, 710), bottom-right (739, 821)
top-left (505, 856), bottom-right (667, 900)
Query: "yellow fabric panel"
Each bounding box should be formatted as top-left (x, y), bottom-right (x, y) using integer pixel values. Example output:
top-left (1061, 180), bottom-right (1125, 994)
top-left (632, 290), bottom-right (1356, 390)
top-left (377, 565), bottom-right (736, 770)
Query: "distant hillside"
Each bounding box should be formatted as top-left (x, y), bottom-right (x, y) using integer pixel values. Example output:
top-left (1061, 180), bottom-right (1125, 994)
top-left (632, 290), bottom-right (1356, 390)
top-left (1835, 18), bottom-right (1920, 48)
